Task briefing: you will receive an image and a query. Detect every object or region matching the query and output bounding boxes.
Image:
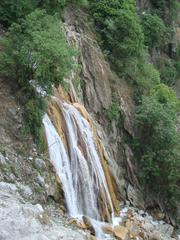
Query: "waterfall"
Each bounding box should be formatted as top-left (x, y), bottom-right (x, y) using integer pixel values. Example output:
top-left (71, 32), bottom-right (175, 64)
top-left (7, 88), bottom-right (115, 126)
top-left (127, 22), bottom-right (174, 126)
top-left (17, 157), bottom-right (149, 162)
top-left (43, 98), bottom-right (115, 239)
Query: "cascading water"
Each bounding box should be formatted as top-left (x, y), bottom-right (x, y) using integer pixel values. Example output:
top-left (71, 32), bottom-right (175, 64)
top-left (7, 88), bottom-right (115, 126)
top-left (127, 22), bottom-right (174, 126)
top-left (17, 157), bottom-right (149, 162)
top-left (43, 98), bottom-right (115, 239)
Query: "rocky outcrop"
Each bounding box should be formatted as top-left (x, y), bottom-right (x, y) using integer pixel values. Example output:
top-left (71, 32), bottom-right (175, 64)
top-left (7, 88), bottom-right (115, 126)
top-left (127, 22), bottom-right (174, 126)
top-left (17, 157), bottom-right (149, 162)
top-left (62, 9), bottom-right (139, 207)
top-left (0, 182), bottom-right (88, 240)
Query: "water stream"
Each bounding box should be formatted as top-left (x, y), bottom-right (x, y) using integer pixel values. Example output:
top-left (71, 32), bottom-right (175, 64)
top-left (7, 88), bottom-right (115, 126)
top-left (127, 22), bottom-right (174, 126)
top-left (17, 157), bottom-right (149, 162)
top-left (43, 99), bottom-right (115, 239)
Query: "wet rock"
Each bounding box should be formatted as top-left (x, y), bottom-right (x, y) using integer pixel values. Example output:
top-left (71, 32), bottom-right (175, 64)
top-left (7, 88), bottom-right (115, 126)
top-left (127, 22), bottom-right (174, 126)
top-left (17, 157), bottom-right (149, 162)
top-left (69, 218), bottom-right (87, 229)
top-left (82, 216), bottom-right (95, 235)
top-left (102, 224), bottom-right (113, 235)
top-left (114, 226), bottom-right (129, 240)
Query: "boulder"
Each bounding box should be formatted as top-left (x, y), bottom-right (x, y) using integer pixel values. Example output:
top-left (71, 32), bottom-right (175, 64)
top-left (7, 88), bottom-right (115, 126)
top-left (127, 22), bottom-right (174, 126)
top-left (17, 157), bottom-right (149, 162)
top-left (0, 153), bottom-right (6, 166)
top-left (34, 158), bottom-right (46, 170)
top-left (102, 224), bottom-right (113, 235)
top-left (113, 226), bottom-right (129, 240)
top-left (82, 216), bottom-right (95, 235)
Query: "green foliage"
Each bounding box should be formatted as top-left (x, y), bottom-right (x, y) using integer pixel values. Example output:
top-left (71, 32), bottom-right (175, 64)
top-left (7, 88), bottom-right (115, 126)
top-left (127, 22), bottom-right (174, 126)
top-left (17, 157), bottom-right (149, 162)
top-left (105, 102), bottom-right (120, 121)
top-left (156, 57), bottom-right (178, 86)
top-left (0, 9), bottom-right (75, 92)
top-left (0, 0), bottom-right (69, 26)
top-left (150, 0), bottom-right (180, 22)
top-left (152, 84), bottom-right (180, 110)
top-left (38, 0), bottom-right (66, 14)
top-left (135, 61), bottom-right (160, 94)
top-left (0, 0), bottom-right (37, 26)
top-left (141, 13), bottom-right (166, 49)
top-left (135, 89), bottom-right (180, 205)
top-left (0, 9), bottom-right (76, 144)
top-left (90, 0), bottom-right (144, 59)
top-left (24, 95), bottom-right (46, 147)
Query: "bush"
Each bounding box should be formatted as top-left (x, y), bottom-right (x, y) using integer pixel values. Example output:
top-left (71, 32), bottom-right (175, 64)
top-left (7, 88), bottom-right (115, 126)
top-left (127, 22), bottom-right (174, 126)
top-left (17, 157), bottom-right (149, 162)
top-left (135, 89), bottom-right (180, 205)
top-left (0, 9), bottom-right (75, 93)
top-left (150, 0), bottom-right (180, 22)
top-left (156, 58), bottom-right (178, 86)
top-left (24, 95), bottom-right (46, 146)
top-left (152, 84), bottom-right (180, 110)
top-left (0, 0), bottom-right (37, 26)
top-left (0, 9), bottom-right (76, 144)
top-left (141, 13), bottom-right (166, 49)
top-left (90, 0), bottom-right (144, 59)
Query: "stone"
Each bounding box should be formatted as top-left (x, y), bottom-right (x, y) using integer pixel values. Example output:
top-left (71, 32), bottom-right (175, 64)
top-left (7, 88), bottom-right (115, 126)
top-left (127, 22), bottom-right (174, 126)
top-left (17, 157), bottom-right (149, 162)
top-left (36, 174), bottom-right (45, 187)
top-left (113, 226), bottom-right (129, 240)
top-left (34, 158), bottom-right (46, 170)
top-left (127, 184), bottom-right (144, 209)
top-left (102, 224), bottom-right (113, 235)
top-left (149, 231), bottom-right (161, 240)
top-left (0, 153), bottom-right (6, 166)
top-left (0, 183), bottom-right (87, 240)
top-left (82, 216), bottom-right (95, 235)
top-left (19, 185), bottom-right (33, 198)
top-left (0, 182), bottom-right (17, 194)
top-left (69, 218), bottom-right (87, 229)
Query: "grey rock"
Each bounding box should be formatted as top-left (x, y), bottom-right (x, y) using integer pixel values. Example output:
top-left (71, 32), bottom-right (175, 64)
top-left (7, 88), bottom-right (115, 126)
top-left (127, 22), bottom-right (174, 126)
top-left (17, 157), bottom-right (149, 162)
top-left (0, 153), bottom-right (6, 166)
top-left (34, 158), bottom-right (46, 170)
top-left (36, 175), bottom-right (45, 187)
top-left (0, 182), bottom-right (87, 240)
top-left (0, 182), bottom-right (17, 195)
top-left (127, 184), bottom-right (144, 209)
top-left (17, 183), bottom-right (33, 198)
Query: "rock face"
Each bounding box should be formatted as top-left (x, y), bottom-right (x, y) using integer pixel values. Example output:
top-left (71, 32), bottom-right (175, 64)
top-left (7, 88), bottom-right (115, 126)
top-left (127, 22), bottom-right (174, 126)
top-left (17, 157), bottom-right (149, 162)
top-left (62, 8), bottom-right (138, 205)
top-left (63, 10), bottom-right (112, 113)
top-left (0, 182), bottom-right (88, 240)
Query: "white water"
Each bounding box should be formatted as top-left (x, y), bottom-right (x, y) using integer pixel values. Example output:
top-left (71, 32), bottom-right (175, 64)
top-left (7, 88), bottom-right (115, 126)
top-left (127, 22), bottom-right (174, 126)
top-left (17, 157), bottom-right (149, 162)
top-left (43, 99), bottom-right (115, 239)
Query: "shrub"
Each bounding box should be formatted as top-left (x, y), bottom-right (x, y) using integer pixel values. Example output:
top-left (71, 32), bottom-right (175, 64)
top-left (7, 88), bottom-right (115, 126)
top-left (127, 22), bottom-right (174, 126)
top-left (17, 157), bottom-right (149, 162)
top-left (24, 95), bottom-right (46, 146)
top-left (135, 90), bottom-right (180, 205)
top-left (0, 0), bottom-right (68, 26)
top-left (141, 13), bottom-right (166, 49)
top-left (0, 0), bottom-right (37, 26)
top-left (0, 9), bottom-right (76, 144)
top-left (0, 9), bottom-right (75, 93)
top-left (151, 84), bottom-right (180, 110)
top-left (90, 0), bottom-right (144, 59)
top-left (156, 57), bottom-right (178, 86)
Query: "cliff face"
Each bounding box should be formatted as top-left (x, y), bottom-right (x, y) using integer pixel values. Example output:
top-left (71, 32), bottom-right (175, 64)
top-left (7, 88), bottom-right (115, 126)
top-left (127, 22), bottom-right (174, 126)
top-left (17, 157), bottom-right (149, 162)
top-left (62, 8), bottom-right (143, 208)
top-left (136, 0), bottom-right (151, 11)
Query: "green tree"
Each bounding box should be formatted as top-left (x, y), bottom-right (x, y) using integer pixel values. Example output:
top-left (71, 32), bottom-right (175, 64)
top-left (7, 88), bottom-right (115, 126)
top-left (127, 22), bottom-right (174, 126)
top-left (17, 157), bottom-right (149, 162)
top-left (90, 0), bottom-right (144, 59)
top-left (0, 0), bottom-right (37, 26)
top-left (0, 9), bottom-right (76, 145)
top-left (0, 9), bottom-right (75, 92)
top-left (135, 90), bottom-right (180, 205)
top-left (141, 13), bottom-right (166, 49)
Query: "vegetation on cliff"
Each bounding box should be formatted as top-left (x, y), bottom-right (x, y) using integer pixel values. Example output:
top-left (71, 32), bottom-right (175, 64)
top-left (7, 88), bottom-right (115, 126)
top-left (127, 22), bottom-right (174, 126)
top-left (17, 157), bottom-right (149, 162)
top-left (89, 0), bottom-right (180, 208)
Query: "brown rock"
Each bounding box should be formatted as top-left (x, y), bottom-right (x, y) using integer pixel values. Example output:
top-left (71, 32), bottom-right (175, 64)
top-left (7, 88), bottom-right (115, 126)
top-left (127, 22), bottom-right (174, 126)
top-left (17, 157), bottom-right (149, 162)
top-left (69, 218), bottom-right (87, 229)
top-left (102, 224), bottom-right (113, 235)
top-left (114, 226), bottom-right (129, 240)
top-left (83, 216), bottom-right (95, 235)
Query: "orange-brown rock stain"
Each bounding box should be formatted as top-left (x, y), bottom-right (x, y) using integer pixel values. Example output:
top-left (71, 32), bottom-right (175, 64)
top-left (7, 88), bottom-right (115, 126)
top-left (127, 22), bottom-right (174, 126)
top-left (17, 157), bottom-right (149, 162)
top-left (46, 87), bottom-right (119, 222)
